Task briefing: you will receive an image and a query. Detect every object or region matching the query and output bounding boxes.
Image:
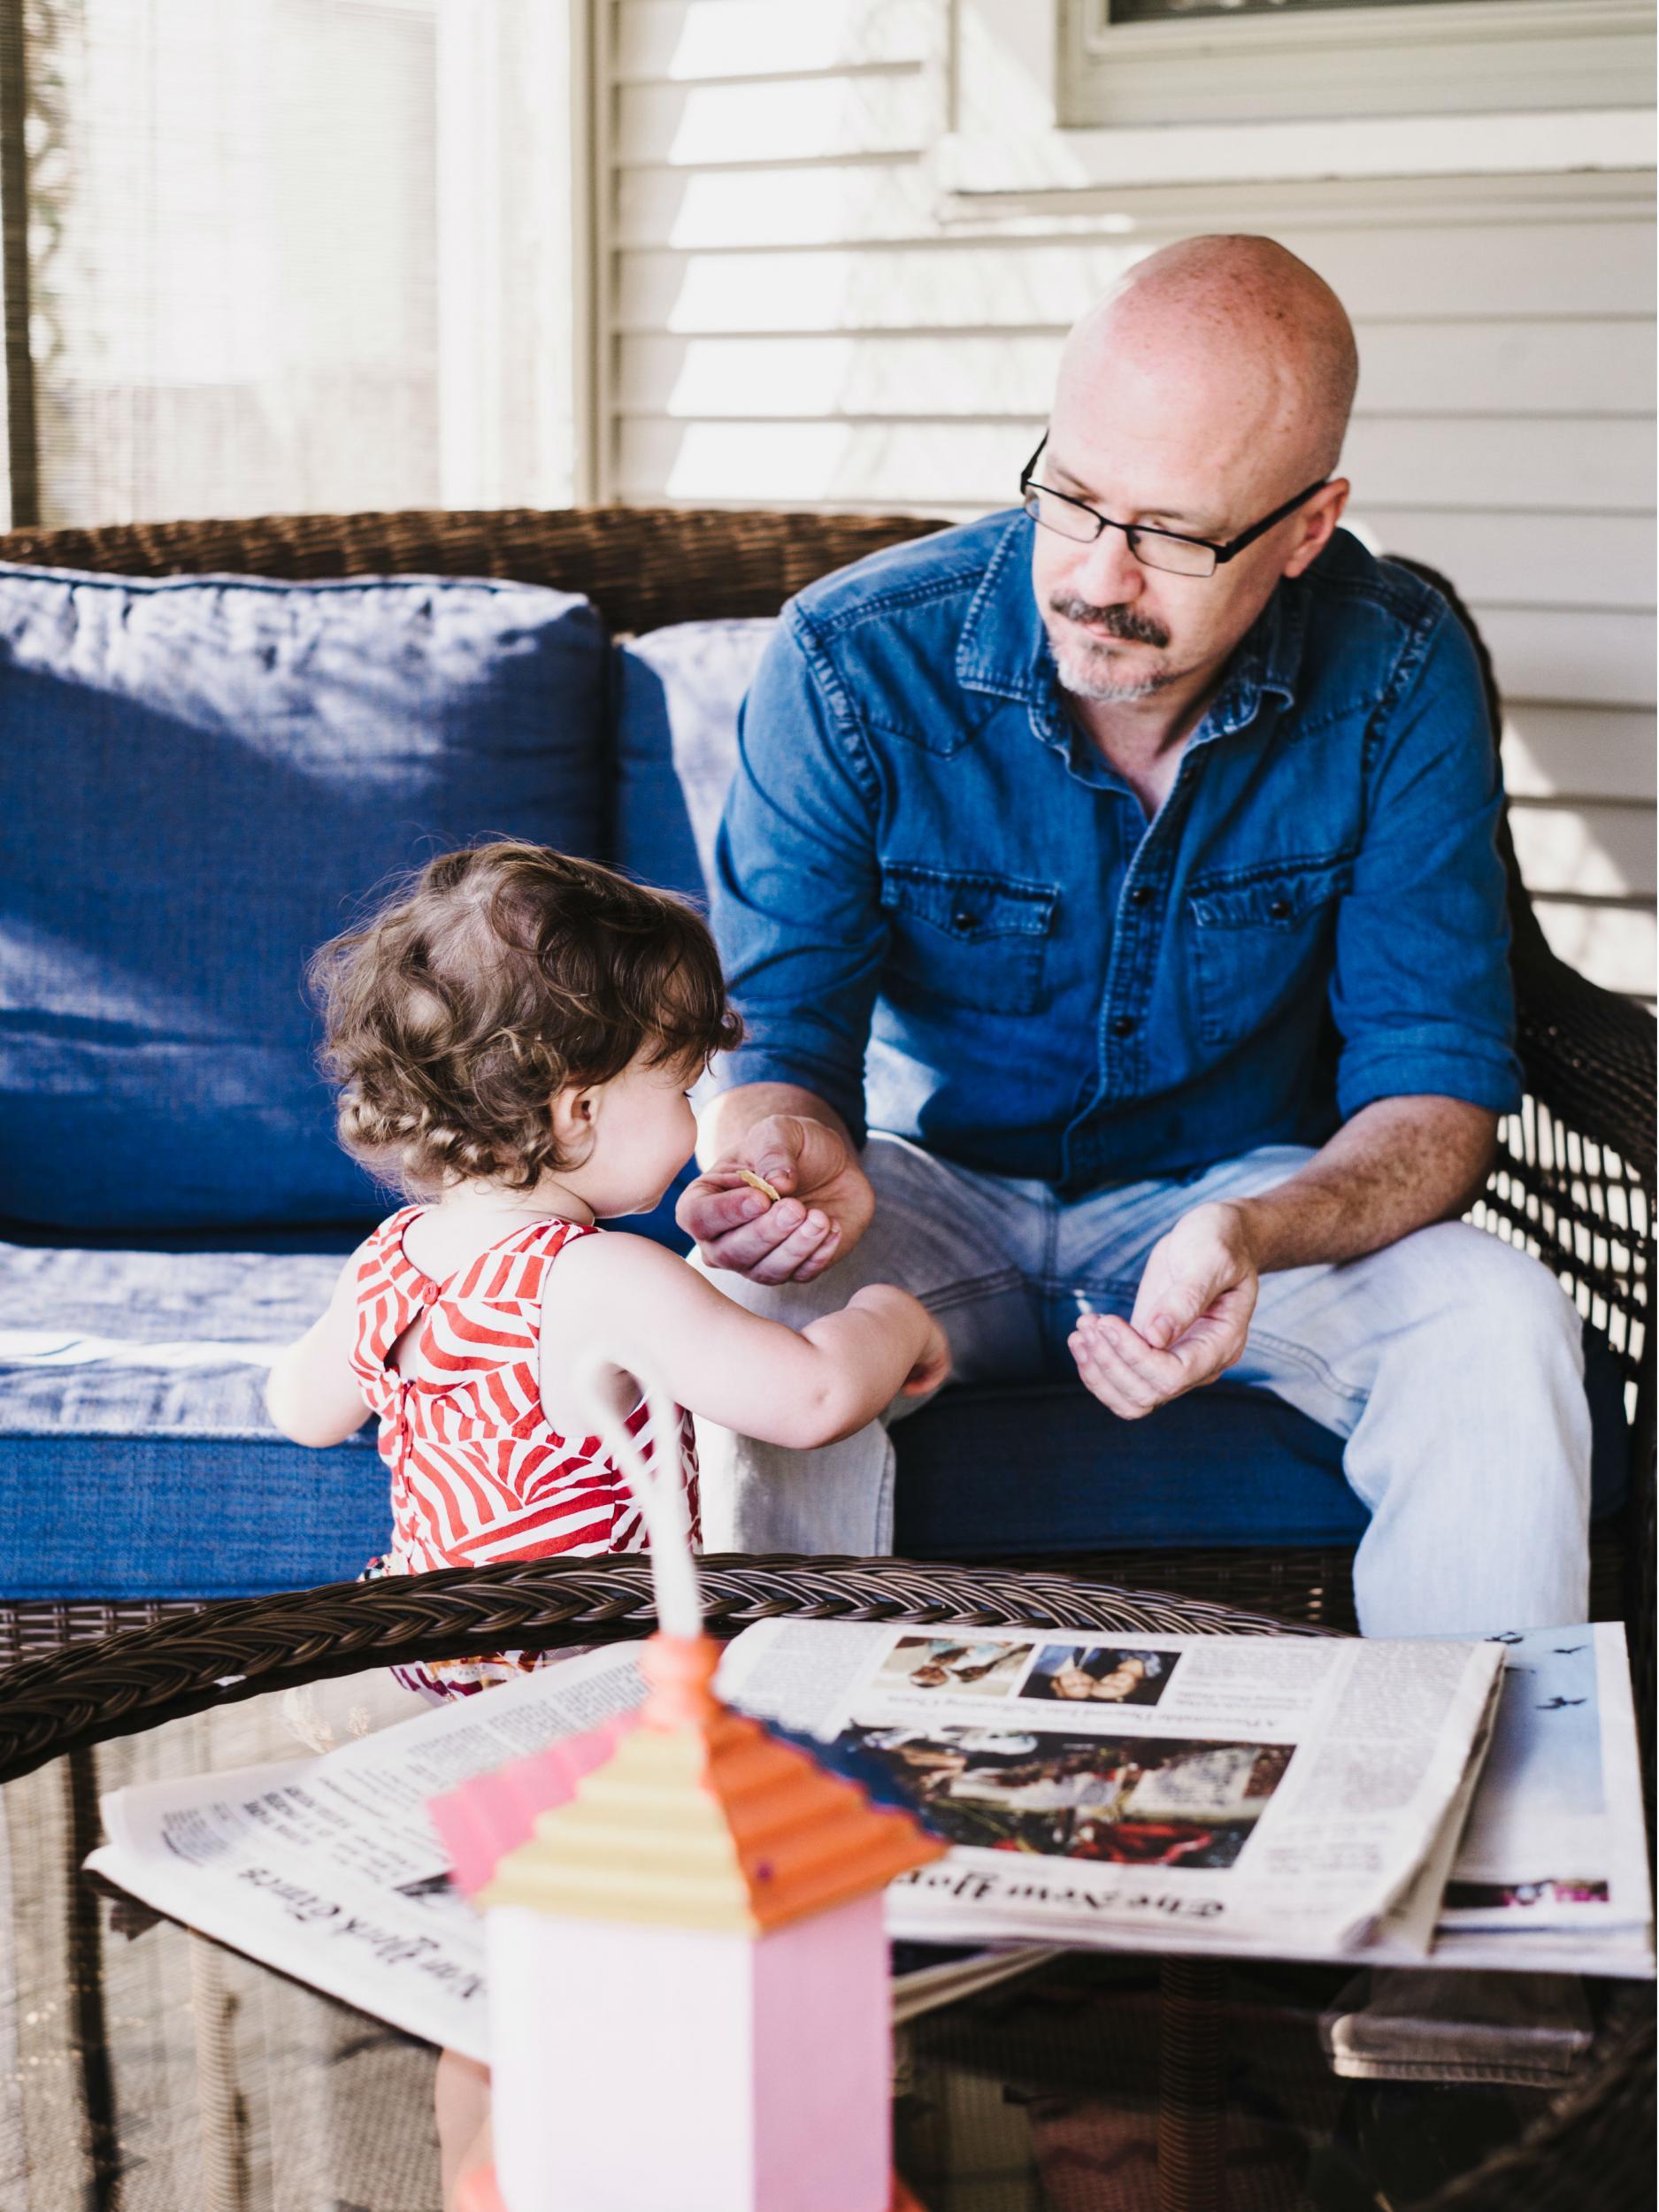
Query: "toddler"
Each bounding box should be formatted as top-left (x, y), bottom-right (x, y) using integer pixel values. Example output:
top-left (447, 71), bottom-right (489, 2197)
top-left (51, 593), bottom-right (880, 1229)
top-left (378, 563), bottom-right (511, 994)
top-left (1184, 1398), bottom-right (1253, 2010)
top-left (265, 841), bottom-right (950, 1699)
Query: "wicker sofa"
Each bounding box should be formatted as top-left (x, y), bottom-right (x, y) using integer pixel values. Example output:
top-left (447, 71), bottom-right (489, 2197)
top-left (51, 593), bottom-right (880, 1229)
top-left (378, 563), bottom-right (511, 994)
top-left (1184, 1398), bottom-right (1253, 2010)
top-left (0, 503), bottom-right (1651, 1683)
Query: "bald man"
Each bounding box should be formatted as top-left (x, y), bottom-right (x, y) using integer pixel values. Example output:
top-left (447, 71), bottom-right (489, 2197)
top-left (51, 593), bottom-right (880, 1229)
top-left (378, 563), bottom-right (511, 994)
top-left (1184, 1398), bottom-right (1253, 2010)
top-left (679, 235), bottom-right (1590, 1639)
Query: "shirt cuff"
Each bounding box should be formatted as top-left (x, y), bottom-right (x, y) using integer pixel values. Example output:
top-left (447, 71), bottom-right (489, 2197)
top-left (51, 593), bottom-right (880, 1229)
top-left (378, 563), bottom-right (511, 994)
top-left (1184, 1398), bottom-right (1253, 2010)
top-left (1336, 1036), bottom-right (1524, 1120)
top-left (708, 1045), bottom-right (869, 1147)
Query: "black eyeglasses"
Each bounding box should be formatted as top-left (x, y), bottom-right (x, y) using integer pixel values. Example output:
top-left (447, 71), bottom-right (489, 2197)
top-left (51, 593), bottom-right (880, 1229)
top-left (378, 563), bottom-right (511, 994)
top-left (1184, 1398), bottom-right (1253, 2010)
top-left (1019, 434), bottom-right (1328, 580)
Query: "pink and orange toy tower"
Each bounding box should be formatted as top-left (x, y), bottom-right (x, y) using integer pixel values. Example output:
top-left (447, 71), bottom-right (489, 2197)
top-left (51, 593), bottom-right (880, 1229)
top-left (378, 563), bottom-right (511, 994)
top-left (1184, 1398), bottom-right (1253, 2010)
top-left (433, 1367), bottom-right (943, 2212)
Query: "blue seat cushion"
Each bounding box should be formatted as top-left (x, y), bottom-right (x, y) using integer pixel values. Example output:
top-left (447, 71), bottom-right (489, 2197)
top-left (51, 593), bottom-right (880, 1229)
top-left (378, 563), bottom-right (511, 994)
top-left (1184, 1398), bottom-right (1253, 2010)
top-left (0, 564), bottom-right (609, 1231)
top-left (895, 1320), bottom-right (1630, 1559)
top-left (0, 1239), bottom-right (1629, 1599)
top-left (0, 1239), bottom-right (387, 1595)
top-left (611, 618), bottom-right (775, 905)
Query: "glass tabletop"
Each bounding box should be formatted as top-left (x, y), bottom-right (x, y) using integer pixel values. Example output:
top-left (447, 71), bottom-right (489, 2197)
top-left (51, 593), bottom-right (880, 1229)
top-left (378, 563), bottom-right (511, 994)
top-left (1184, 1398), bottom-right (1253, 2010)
top-left (2, 1662), bottom-right (1636, 2212)
top-left (892, 1952), bottom-right (1588, 2212)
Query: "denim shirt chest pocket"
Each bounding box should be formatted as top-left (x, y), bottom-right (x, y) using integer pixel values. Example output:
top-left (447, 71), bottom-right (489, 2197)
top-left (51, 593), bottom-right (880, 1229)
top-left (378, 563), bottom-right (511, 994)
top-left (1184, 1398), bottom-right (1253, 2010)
top-left (879, 861), bottom-right (1059, 1015)
top-left (1187, 853), bottom-right (1354, 1048)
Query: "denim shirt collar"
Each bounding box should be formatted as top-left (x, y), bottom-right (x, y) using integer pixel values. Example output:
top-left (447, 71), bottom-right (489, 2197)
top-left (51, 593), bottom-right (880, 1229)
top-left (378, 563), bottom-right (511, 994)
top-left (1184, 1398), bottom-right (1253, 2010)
top-left (956, 511), bottom-right (1308, 749)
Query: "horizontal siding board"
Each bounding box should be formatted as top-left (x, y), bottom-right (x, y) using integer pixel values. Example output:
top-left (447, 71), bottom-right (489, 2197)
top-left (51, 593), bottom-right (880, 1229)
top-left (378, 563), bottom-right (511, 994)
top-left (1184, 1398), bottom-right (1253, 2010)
top-left (614, 74), bottom-right (930, 168)
top-left (615, 417), bottom-right (1655, 526)
top-left (1476, 607), bottom-right (1655, 710)
top-left (1531, 901), bottom-right (1657, 999)
top-left (616, 330), bottom-right (1060, 414)
top-left (1501, 704), bottom-right (1656, 804)
top-left (615, 166), bottom-right (1650, 257)
top-left (614, 1), bottom-right (932, 82)
top-left (1357, 319), bottom-right (1655, 418)
top-left (617, 324), bottom-right (1655, 419)
top-left (1363, 511), bottom-right (1654, 614)
top-left (615, 223), bottom-right (1655, 331)
top-left (617, 163), bottom-right (939, 250)
top-left (1509, 802), bottom-right (1656, 901)
top-left (1344, 419), bottom-right (1652, 516)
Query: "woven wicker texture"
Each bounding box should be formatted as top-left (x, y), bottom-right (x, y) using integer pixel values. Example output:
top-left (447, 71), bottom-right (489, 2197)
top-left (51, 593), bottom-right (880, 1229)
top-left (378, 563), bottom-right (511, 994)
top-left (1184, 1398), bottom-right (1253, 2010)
top-left (0, 1554), bottom-right (1324, 1786)
top-left (1419, 1998), bottom-right (1655, 2212)
top-left (0, 1537), bottom-right (1629, 1679)
top-left (0, 503), bottom-right (947, 638)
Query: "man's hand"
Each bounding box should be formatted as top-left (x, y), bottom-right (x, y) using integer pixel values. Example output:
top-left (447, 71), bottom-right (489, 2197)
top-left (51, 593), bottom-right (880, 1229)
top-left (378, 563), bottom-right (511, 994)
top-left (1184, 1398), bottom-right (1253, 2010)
top-left (1069, 1201), bottom-right (1257, 1419)
top-left (677, 1111), bottom-right (875, 1285)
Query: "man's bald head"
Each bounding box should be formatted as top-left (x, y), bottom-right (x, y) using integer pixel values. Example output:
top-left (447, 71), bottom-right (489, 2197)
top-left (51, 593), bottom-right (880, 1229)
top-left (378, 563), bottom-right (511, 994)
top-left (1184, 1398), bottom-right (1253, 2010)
top-left (1055, 235), bottom-right (1358, 489)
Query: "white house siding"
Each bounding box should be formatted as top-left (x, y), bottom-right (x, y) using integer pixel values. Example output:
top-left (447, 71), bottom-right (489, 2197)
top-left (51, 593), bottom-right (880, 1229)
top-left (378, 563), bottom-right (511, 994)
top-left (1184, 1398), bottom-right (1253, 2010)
top-left (602, 0), bottom-right (1656, 1002)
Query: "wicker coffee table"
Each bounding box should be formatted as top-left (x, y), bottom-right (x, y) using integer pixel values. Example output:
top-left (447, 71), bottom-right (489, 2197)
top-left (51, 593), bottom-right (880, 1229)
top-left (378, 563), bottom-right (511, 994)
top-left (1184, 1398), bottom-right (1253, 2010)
top-left (0, 1557), bottom-right (1648, 2212)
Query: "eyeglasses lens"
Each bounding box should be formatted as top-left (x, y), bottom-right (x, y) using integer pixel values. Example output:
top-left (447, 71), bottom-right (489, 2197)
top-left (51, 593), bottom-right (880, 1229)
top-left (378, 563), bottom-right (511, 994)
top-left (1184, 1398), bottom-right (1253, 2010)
top-left (1024, 488), bottom-right (1216, 578)
top-left (1024, 487), bottom-right (1097, 542)
top-left (1130, 532), bottom-right (1216, 579)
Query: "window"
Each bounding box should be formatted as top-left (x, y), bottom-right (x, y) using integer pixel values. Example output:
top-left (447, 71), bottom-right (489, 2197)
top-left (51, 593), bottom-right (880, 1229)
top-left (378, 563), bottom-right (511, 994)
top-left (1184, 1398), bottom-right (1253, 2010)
top-left (0, 0), bottom-right (582, 531)
top-left (1108, 0), bottom-right (1503, 19)
top-left (1057, 0), bottom-right (1654, 129)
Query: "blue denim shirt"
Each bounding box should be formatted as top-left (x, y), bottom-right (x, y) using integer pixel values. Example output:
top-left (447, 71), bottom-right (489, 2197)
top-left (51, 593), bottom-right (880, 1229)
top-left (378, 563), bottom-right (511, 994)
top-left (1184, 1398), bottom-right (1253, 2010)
top-left (711, 511), bottom-right (1520, 1200)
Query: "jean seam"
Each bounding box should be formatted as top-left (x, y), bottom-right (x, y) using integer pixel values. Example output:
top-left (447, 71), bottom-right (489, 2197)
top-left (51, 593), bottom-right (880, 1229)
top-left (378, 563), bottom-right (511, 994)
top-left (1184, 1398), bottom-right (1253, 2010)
top-left (926, 1267), bottom-right (1026, 1316)
top-left (1242, 1325), bottom-right (1370, 1406)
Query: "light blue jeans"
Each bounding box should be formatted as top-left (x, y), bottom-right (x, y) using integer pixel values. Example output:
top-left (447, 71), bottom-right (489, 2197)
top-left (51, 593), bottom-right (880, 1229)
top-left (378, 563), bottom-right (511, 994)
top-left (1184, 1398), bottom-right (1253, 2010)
top-left (693, 1135), bottom-right (1592, 1638)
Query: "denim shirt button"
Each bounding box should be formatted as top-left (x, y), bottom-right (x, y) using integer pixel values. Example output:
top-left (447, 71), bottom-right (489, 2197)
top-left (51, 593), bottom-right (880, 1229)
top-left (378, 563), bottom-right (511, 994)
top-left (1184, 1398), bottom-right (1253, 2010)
top-left (1267, 896), bottom-right (1292, 920)
top-left (952, 907), bottom-right (979, 931)
top-left (1110, 1014), bottom-right (1136, 1038)
top-left (1127, 884), bottom-right (1152, 907)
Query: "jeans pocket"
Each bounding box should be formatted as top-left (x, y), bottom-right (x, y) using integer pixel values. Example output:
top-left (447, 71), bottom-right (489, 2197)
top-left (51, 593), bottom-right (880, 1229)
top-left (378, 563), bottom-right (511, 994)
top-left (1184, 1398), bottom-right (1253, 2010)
top-left (1188, 854), bottom-right (1352, 1048)
top-left (880, 861), bottom-right (1058, 1015)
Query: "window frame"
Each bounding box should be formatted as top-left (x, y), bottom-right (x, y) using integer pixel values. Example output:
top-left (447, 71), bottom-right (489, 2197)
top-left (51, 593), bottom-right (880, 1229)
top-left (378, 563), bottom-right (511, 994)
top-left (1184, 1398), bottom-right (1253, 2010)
top-left (1056, 0), bottom-right (1655, 130)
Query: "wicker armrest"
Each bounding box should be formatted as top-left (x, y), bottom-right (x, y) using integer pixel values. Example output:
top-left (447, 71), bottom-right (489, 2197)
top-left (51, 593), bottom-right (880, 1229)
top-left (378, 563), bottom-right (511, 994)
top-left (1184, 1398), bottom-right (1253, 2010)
top-left (1512, 925), bottom-right (1656, 1179)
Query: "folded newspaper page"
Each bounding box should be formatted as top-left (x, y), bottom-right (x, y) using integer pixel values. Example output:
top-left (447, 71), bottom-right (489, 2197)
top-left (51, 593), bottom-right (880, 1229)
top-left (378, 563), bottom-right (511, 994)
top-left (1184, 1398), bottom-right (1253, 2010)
top-left (81, 1619), bottom-right (1646, 2060)
top-left (1432, 1622), bottom-right (1652, 1971)
top-left (720, 1622), bottom-right (1504, 1960)
top-left (88, 1644), bottom-right (649, 2062)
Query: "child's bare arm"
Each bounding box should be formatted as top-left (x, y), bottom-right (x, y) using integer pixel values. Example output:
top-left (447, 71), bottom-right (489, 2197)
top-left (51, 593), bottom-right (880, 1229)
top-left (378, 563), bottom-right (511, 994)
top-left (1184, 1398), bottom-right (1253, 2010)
top-left (540, 1233), bottom-right (949, 1450)
top-left (265, 1251), bottom-right (374, 1448)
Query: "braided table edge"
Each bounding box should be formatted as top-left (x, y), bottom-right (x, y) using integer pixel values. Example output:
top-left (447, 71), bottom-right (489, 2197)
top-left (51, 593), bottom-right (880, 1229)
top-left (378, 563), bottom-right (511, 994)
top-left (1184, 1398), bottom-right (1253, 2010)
top-left (0, 1555), bottom-right (1326, 1784)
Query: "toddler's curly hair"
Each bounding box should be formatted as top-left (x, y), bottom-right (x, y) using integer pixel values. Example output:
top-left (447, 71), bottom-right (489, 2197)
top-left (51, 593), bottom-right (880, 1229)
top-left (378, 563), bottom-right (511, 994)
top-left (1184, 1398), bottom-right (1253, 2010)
top-left (310, 841), bottom-right (742, 1194)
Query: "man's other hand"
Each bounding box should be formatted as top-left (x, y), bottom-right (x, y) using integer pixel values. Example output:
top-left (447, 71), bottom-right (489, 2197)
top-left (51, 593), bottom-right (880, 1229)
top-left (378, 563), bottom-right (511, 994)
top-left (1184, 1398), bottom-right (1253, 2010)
top-left (677, 1112), bottom-right (875, 1285)
top-left (1069, 1201), bottom-right (1258, 1418)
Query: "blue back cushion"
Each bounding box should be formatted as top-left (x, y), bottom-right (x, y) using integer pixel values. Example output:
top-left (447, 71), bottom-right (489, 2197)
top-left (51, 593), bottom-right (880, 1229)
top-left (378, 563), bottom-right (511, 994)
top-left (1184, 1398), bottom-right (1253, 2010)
top-left (609, 619), bottom-right (776, 1248)
top-left (612, 618), bottom-right (776, 904)
top-left (0, 565), bottom-right (608, 1229)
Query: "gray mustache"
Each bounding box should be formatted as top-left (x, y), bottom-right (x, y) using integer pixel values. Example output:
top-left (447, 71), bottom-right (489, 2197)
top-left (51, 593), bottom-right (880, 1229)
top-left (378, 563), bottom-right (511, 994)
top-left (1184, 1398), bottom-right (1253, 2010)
top-left (1049, 595), bottom-right (1170, 650)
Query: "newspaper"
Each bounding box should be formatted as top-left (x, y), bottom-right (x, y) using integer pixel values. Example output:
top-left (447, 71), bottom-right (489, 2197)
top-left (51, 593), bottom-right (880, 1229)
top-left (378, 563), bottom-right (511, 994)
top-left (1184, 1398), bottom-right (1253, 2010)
top-left (1431, 1623), bottom-right (1653, 1971)
top-left (87, 1644), bottom-right (649, 2062)
top-left (81, 1620), bottom-right (1647, 2062)
top-left (720, 1621), bottom-right (1504, 1961)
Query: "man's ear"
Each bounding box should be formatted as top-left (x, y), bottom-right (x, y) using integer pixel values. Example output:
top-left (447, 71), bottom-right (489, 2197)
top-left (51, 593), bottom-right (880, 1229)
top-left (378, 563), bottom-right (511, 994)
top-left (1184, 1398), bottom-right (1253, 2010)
top-left (549, 1079), bottom-right (603, 1159)
top-left (1282, 479), bottom-right (1348, 580)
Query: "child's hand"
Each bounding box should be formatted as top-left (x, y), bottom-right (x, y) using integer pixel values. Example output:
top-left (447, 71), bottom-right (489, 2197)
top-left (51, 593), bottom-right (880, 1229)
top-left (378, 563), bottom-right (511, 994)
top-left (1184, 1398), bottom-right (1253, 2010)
top-left (901, 1309), bottom-right (952, 1398)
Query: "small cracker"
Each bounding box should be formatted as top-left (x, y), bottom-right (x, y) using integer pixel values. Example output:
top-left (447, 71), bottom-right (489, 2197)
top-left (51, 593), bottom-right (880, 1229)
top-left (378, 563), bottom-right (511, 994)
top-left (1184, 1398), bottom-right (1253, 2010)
top-left (737, 1167), bottom-right (781, 1205)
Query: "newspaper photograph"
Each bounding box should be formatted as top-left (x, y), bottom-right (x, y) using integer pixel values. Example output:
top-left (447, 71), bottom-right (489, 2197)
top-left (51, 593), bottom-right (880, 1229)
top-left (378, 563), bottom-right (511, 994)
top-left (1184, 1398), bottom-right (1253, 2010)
top-left (722, 1621), bottom-right (1506, 1958)
top-left (1432, 1622), bottom-right (1653, 1967)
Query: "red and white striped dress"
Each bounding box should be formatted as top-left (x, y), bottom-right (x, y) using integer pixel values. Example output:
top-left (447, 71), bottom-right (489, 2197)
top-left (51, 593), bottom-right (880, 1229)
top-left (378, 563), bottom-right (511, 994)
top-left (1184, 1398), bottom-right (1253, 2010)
top-left (352, 1206), bottom-right (699, 1695)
